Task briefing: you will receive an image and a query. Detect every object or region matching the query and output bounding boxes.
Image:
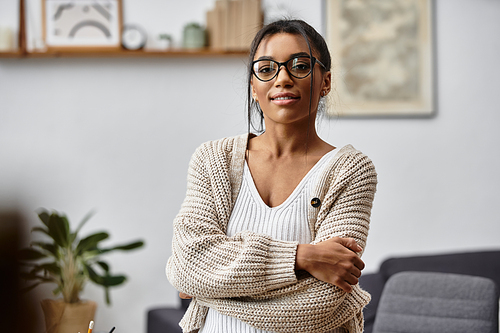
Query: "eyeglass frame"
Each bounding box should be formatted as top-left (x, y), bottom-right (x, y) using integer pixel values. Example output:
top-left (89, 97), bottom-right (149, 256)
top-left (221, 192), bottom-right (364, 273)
top-left (251, 56), bottom-right (327, 82)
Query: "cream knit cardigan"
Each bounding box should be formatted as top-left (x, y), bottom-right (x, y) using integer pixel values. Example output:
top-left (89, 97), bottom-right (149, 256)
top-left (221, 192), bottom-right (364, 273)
top-left (166, 134), bottom-right (377, 333)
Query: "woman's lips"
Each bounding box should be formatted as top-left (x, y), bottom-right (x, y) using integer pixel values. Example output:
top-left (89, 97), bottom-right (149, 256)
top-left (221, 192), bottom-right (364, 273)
top-left (271, 93), bottom-right (300, 105)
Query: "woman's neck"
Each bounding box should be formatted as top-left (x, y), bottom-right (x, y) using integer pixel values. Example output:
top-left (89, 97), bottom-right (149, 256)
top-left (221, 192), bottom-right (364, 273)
top-left (250, 120), bottom-right (328, 157)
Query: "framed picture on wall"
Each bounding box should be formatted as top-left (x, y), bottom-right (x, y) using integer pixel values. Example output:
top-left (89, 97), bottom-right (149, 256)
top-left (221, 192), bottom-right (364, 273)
top-left (325, 0), bottom-right (434, 117)
top-left (42, 0), bottom-right (122, 50)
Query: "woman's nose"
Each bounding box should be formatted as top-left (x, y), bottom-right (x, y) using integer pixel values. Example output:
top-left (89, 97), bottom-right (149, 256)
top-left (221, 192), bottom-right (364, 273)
top-left (274, 65), bottom-right (293, 86)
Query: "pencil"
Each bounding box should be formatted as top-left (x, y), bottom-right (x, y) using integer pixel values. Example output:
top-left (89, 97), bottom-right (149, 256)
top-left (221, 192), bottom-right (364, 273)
top-left (88, 320), bottom-right (94, 333)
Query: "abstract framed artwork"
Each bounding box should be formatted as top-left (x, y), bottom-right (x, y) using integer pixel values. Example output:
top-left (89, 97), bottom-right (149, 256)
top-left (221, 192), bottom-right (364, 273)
top-left (325, 0), bottom-right (434, 117)
top-left (42, 0), bottom-right (122, 50)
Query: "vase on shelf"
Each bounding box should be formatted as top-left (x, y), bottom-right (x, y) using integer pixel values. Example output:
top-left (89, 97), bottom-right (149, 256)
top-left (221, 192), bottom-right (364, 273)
top-left (183, 23), bottom-right (205, 49)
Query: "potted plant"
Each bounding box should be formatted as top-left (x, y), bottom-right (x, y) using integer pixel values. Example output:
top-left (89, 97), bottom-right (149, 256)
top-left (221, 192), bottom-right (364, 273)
top-left (157, 33), bottom-right (172, 50)
top-left (18, 209), bottom-right (144, 333)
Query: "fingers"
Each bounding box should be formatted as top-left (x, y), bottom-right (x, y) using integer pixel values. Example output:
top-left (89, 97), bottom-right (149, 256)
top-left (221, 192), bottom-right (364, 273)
top-left (336, 279), bottom-right (353, 293)
top-left (336, 259), bottom-right (363, 290)
top-left (351, 265), bottom-right (362, 279)
top-left (179, 292), bottom-right (192, 299)
top-left (353, 255), bottom-right (365, 271)
top-left (336, 237), bottom-right (363, 253)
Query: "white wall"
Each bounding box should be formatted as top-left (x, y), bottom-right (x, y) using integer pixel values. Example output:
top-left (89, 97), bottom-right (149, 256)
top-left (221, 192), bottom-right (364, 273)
top-left (1, 1), bottom-right (499, 332)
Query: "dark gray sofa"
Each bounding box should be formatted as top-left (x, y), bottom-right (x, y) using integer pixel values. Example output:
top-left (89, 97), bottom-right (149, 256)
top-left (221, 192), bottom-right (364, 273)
top-left (359, 250), bottom-right (500, 333)
top-left (148, 298), bottom-right (190, 333)
top-left (148, 250), bottom-right (500, 333)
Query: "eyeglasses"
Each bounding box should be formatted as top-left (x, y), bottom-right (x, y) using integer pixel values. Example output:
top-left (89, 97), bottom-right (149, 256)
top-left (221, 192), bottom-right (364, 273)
top-left (252, 56), bottom-right (326, 82)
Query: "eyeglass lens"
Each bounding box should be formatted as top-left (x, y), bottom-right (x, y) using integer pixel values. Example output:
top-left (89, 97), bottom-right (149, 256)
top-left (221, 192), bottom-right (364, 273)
top-left (253, 57), bottom-right (313, 81)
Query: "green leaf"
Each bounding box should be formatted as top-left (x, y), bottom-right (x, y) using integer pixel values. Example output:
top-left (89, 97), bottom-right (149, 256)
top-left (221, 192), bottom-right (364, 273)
top-left (37, 210), bottom-right (50, 227)
top-left (73, 210), bottom-right (96, 238)
top-left (18, 248), bottom-right (48, 261)
top-left (99, 274), bottom-right (127, 287)
top-left (31, 242), bottom-right (58, 258)
top-left (36, 262), bottom-right (61, 276)
top-left (85, 264), bottom-right (126, 287)
top-left (99, 240), bottom-right (144, 254)
top-left (47, 213), bottom-right (70, 248)
top-left (20, 282), bottom-right (43, 293)
top-left (32, 226), bottom-right (50, 238)
top-left (85, 264), bottom-right (103, 284)
top-left (96, 261), bottom-right (110, 272)
top-left (76, 232), bottom-right (109, 255)
top-left (20, 271), bottom-right (53, 282)
top-left (82, 249), bottom-right (101, 260)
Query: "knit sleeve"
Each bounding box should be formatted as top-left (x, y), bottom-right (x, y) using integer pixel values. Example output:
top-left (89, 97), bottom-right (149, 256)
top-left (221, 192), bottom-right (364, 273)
top-left (195, 150), bottom-right (377, 333)
top-left (166, 141), bottom-right (299, 299)
top-left (313, 148), bottom-right (377, 250)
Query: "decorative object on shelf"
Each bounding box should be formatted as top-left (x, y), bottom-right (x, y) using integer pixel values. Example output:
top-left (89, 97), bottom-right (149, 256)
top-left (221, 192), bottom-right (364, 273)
top-left (206, 0), bottom-right (263, 51)
top-left (121, 25), bottom-right (147, 50)
top-left (18, 209), bottom-right (144, 333)
top-left (157, 33), bottom-right (172, 50)
top-left (182, 23), bottom-right (205, 49)
top-left (42, 0), bottom-right (122, 51)
top-left (325, 0), bottom-right (434, 117)
top-left (0, 26), bottom-right (15, 51)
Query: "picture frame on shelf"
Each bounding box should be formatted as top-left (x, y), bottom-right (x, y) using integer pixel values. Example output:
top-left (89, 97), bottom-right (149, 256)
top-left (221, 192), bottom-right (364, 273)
top-left (42, 0), bottom-right (122, 51)
top-left (325, 0), bottom-right (434, 117)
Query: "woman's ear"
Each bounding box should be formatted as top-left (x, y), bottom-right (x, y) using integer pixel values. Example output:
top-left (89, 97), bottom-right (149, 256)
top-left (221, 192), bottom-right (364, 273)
top-left (321, 71), bottom-right (332, 97)
top-left (251, 79), bottom-right (258, 102)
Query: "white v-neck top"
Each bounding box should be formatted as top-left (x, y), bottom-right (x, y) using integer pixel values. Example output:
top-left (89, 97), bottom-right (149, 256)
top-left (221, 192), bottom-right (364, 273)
top-left (200, 149), bottom-right (342, 333)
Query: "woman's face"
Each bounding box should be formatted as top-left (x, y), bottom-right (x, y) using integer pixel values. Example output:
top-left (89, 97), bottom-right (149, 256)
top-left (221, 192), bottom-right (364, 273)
top-left (251, 33), bottom-right (331, 127)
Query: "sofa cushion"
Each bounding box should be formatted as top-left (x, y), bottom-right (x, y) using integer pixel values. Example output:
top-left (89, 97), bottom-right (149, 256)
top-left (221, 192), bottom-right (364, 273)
top-left (379, 250), bottom-right (500, 289)
top-left (373, 272), bottom-right (499, 333)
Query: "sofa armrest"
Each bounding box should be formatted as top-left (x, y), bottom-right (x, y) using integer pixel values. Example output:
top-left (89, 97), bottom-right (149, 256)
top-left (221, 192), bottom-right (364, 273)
top-left (147, 307), bottom-right (185, 333)
top-left (359, 272), bottom-right (386, 333)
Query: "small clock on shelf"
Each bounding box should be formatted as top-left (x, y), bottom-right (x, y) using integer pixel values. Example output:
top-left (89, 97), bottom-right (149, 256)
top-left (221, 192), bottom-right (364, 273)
top-left (121, 25), bottom-right (147, 50)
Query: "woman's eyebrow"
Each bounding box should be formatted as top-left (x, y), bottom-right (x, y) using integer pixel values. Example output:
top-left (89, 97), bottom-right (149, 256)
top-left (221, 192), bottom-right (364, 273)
top-left (255, 52), bottom-right (311, 61)
top-left (290, 52), bottom-right (311, 58)
top-left (255, 55), bottom-right (274, 61)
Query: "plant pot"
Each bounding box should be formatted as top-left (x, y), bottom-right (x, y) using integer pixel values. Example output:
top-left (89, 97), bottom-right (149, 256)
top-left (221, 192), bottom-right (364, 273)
top-left (41, 299), bottom-right (97, 333)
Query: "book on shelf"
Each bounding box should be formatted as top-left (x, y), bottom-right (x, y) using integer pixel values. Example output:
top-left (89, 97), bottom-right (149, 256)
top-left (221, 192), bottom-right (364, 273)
top-left (206, 0), bottom-right (262, 51)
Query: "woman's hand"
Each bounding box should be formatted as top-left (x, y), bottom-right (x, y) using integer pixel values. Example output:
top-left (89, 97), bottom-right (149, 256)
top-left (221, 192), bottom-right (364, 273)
top-left (295, 237), bottom-right (365, 293)
top-left (179, 292), bottom-right (192, 299)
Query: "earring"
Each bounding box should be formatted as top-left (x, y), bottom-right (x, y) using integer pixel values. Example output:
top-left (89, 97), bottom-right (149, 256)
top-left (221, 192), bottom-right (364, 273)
top-left (318, 96), bottom-right (326, 114)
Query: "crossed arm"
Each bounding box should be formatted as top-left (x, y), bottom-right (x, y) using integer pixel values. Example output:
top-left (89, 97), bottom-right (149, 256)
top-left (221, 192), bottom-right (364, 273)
top-left (178, 236), bottom-right (363, 301)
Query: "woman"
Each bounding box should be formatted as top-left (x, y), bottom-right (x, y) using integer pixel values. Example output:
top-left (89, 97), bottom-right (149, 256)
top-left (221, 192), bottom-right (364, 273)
top-left (166, 19), bottom-right (377, 333)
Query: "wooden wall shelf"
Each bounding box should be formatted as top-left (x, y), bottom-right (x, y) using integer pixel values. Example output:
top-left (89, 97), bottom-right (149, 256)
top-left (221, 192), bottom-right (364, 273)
top-left (0, 48), bottom-right (249, 59)
top-left (1, 0), bottom-right (253, 60)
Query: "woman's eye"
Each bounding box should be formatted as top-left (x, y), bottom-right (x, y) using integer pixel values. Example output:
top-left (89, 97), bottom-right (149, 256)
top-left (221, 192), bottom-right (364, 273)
top-left (292, 62), bottom-right (310, 71)
top-left (258, 65), bottom-right (275, 73)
